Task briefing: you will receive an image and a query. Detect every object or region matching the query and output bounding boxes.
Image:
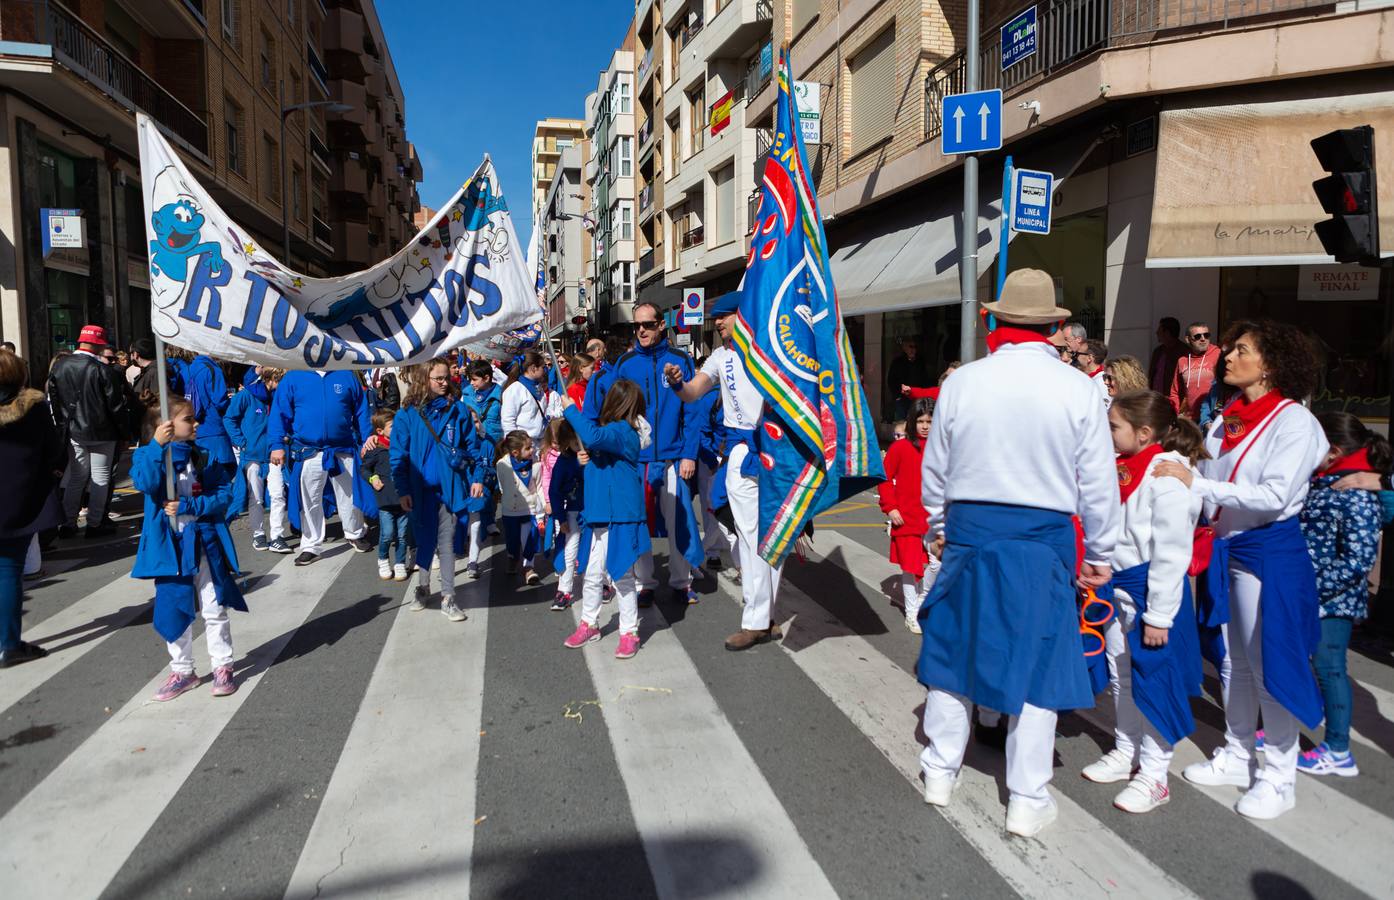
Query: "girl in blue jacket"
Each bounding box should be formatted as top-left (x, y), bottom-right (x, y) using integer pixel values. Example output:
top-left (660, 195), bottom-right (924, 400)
top-left (131, 399), bottom-right (246, 703)
top-left (560, 380), bottom-right (652, 659)
top-left (390, 358), bottom-right (486, 624)
top-left (462, 360), bottom-right (503, 577)
top-left (1297, 412), bottom-right (1389, 778)
top-left (545, 418), bottom-right (585, 610)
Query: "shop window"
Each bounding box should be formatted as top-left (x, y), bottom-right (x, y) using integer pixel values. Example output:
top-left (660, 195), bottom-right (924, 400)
top-left (1003, 210), bottom-right (1106, 338)
top-left (1220, 265), bottom-right (1390, 418)
top-left (45, 269), bottom-right (91, 352)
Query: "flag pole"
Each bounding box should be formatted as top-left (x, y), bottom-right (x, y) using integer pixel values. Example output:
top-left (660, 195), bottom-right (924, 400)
top-left (152, 336), bottom-right (178, 523)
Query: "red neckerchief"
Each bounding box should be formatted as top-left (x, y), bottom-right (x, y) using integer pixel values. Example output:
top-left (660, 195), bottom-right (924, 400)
top-left (1321, 447), bottom-right (1374, 475)
top-left (1116, 444), bottom-right (1165, 503)
top-left (1088, 366), bottom-right (1105, 378)
top-left (985, 326), bottom-right (1054, 354)
top-left (377, 433), bottom-right (390, 449)
top-left (1220, 389), bottom-right (1284, 452)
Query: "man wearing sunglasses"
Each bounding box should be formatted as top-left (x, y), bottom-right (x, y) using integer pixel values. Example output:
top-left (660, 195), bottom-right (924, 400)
top-left (1168, 322), bottom-right (1220, 421)
top-left (585, 302), bottom-right (704, 604)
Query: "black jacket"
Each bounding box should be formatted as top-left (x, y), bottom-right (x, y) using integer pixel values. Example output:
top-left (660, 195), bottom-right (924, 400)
top-left (47, 351), bottom-right (127, 443)
top-left (362, 445), bottom-right (402, 509)
top-left (0, 388), bottom-right (65, 539)
top-left (886, 353), bottom-right (930, 396)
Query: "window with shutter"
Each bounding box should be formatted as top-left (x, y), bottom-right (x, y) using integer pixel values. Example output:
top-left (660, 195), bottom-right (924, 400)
top-left (793, 0), bottom-right (819, 35)
top-left (848, 26), bottom-right (896, 156)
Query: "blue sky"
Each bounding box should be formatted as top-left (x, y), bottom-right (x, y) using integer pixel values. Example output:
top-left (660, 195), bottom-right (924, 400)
top-left (379, 1), bottom-right (635, 246)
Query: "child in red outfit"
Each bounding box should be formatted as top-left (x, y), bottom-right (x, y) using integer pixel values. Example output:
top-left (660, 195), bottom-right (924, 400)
top-left (877, 397), bottom-right (941, 633)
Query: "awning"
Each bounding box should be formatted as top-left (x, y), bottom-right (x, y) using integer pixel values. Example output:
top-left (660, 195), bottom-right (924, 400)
top-left (831, 133), bottom-right (1099, 317)
top-left (1146, 88), bottom-right (1394, 268)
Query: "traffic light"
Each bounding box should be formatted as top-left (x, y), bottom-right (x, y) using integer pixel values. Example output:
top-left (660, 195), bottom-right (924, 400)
top-left (1310, 126), bottom-right (1380, 265)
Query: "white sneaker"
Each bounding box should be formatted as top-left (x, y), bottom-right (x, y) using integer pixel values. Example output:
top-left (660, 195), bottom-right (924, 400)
top-left (440, 598), bottom-right (467, 622)
top-left (923, 774), bottom-right (956, 807)
top-left (1005, 795), bottom-right (1058, 837)
top-left (1183, 747), bottom-right (1255, 788)
top-left (1235, 780), bottom-right (1295, 820)
top-left (393, 563), bottom-right (408, 581)
top-left (377, 559), bottom-right (392, 580)
top-left (1113, 775), bottom-right (1170, 814)
top-left (409, 585), bottom-right (429, 611)
top-left (905, 616), bottom-right (922, 635)
top-left (1082, 748), bottom-right (1136, 784)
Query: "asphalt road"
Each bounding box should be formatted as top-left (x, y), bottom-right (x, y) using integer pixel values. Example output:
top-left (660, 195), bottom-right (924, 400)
top-left (1, 488), bottom-right (1391, 899)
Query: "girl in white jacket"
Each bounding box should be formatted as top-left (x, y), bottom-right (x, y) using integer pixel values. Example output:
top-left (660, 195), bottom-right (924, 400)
top-left (496, 430), bottom-right (546, 585)
top-left (1082, 390), bottom-right (1207, 814)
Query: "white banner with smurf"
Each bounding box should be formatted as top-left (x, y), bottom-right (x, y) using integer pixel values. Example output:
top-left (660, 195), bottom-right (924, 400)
top-left (137, 113), bottom-right (540, 370)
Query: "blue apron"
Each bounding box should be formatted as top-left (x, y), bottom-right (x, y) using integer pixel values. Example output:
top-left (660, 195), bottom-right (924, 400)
top-left (645, 462), bottom-right (705, 572)
top-left (1099, 563), bottom-right (1202, 746)
top-left (916, 501), bottom-right (1093, 715)
top-left (1197, 517), bottom-right (1324, 729)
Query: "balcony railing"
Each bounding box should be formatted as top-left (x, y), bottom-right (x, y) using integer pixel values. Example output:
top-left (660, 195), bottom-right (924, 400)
top-left (312, 214), bottom-right (333, 248)
top-left (638, 247), bottom-right (656, 277)
top-left (639, 182), bottom-right (653, 213)
top-left (681, 223), bottom-right (705, 250)
top-left (638, 116), bottom-right (654, 148)
top-left (9, 0), bottom-right (209, 155)
top-left (637, 46), bottom-right (654, 85)
top-left (924, 0), bottom-right (1333, 138)
top-left (744, 49), bottom-right (772, 106)
top-left (678, 15), bottom-right (705, 50)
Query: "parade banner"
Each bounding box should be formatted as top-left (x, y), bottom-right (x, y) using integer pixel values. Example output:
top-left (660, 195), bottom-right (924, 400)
top-left (733, 49), bottom-right (883, 566)
top-left (137, 114), bottom-right (540, 370)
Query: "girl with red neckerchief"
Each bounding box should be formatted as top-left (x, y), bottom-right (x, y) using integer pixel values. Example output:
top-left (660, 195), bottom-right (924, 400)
top-left (877, 397), bottom-right (941, 634)
top-left (1154, 320), bottom-right (1328, 821)
top-left (1081, 391), bottom-right (1207, 814)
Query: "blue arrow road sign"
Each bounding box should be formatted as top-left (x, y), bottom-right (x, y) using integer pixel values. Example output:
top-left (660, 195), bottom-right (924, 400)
top-left (941, 89), bottom-right (1003, 155)
top-left (1011, 167), bottom-right (1054, 235)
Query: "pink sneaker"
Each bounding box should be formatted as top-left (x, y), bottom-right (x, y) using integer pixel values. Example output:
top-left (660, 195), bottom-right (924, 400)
top-left (210, 665), bottom-right (237, 697)
top-left (153, 670), bottom-right (199, 702)
top-left (615, 632), bottom-right (640, 659)
top-left (563, 621), bottom-right (602, 648)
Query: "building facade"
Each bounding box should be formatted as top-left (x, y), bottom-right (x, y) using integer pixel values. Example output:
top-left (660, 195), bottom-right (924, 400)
top-left (539, 143), bottom-right (590, 351)
top-left (531, 117), bottom-right (584, 226)
top-left (0, 0), bottom-right (421, 379)
top-left (742, 0), bottom-right (1393, 427)
top-left (584, 32), bottom-right (639, 328)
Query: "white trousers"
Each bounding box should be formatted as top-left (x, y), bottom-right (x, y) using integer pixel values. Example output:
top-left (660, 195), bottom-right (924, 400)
top-left (416, 502), bottom-right (457, 601)
top-left (582, 526), bottom-right (638, 634)
top-left (557, 511), bottom-right (583, 594)
top-left (63, 439), bottom-right (116, 527)
top-left (245, 461), bottom-right (288, 540)
top-left (920, 688), bottom-right (1057, 806)
top-left (636, 464), bottom-right (693, 591)
top-left (466, 513), bottom-right (484, 566)
top-left (726, 444), bottom-right (783, 630)
top-left (1221, 563), bottom-right (1300, 788)
top-left (167, 564), bottom-right (233, 674)
top-left (697, 461), bottom-right (735, 561)
top-left (901, 554), bottom-right (941, 621)
top-left (1105, 596), bottom-right (1173, 783)
top-left (298, 452), bottom-right (365, 556)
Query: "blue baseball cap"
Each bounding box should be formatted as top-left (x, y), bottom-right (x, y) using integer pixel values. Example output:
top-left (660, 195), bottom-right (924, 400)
top-left (710, 291), bottom-right (742, 316)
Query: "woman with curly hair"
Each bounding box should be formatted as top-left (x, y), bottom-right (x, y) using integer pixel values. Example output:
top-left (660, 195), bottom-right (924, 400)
top-left (1103, 356), bottom-right (1148, 398)
top-left (1154, 319), bottom-right (1328, 820)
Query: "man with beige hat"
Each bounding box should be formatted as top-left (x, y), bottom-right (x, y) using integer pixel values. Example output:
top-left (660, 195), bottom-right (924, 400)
top-left (914, 268), bottom-right (1120, 837)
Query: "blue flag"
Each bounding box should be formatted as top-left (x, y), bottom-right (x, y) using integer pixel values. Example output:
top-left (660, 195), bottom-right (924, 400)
top-left (732, 48), bottom-right (883, 565)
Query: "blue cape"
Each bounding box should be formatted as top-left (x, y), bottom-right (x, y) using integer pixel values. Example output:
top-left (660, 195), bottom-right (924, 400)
top-left (1197, 517), bottom-right (1324, 729)
top-left (1098, 562), bottom-right (1203, 745)
top-left (916, 501), bottom-right (1093, 715)
top-left (646, 462), bottom-right (705, 573)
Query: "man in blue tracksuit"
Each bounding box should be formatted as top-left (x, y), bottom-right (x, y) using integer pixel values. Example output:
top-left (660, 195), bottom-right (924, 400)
top-left (269, 370), bottom-right (375, 565)
top-left (585, 301), bottom-right (704, 604)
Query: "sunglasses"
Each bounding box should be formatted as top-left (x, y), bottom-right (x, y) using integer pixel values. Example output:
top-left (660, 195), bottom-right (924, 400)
top-left (1102, 374), bottom-right (1115, 384)
top-left (1189, 332), bottom-right (1210, 340)
top-left (635, 320), bottom-right (663, 330)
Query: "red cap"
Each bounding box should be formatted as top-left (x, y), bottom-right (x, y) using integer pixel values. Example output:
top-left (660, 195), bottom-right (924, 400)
top-left (77, 324), bottom-right (108, 347)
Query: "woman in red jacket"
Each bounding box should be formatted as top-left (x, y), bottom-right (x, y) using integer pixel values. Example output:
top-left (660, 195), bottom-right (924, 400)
top-left (566, 352), bottom-right (595, 411)
top-left (878, 397), bottom-right (941, 634)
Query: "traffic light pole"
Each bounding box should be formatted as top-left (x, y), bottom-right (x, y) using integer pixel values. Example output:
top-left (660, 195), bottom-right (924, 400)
top-left (959, 0), bottom-right (981, 363)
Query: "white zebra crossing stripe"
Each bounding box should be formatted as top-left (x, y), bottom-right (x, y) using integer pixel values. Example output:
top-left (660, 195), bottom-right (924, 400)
top-left (569, 597), bottom-right (840, 899)
top-left (769, 575), bottom-right (1200, 900)
top-left (813, 530), bottom-right (1394, 900)
top-left (0, 547), bottom-right (355, 898)
top-left (0, 575), bottom-right (157, 717)
top-left (283, 549), bottom-right (498, 900)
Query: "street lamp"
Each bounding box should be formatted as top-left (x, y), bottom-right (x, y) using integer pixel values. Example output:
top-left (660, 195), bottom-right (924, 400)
top-left (280, 79), bottom-right (353, 262)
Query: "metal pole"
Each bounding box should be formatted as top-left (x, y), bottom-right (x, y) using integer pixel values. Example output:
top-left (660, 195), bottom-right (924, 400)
top-left (959, 0), bottom-right (981, 363)
top-left (279, 79), bottom-right (290, 262)
top-left (152, 335), bottom-right (177, 523)
top-left (997, 155), bottom-right (1014, 296)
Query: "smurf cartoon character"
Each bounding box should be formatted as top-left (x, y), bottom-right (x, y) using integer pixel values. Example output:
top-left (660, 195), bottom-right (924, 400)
top-left (147, 165), bottom-right (225, 337)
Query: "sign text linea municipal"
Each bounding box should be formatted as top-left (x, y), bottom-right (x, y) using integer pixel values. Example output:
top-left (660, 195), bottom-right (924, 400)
top-left (941, 89), bottom-right (1003, 156)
